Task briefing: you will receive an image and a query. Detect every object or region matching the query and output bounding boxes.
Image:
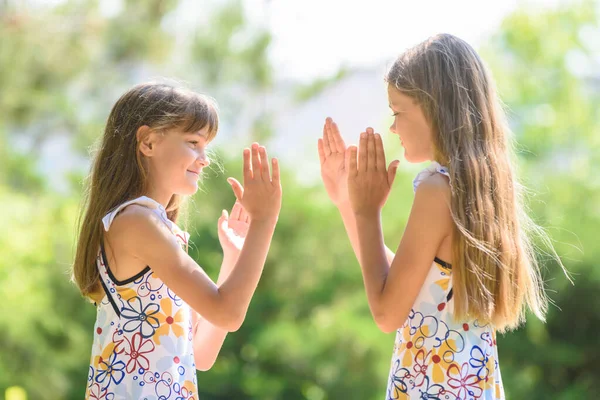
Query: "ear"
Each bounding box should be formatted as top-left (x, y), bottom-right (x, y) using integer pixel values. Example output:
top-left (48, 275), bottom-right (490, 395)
top-left (136, 125), bottom-right (155, 157)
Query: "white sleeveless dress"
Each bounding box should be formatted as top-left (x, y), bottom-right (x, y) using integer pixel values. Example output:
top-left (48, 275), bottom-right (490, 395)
top-left (85, 196), bottom-right (199, 400)
top-left (385, 162), bottom-right (505, 400)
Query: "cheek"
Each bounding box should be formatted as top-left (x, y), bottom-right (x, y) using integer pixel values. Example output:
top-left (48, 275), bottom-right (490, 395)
top-left (396, 119), bottom-right (413, 139)
top-left (160, 146), bottom-right (194, 172)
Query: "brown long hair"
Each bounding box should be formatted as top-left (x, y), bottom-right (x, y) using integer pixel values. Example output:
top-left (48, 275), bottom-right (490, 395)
top-left (386, 34), bottom-right (565, 331)
top-left (72, 82), bottom-right (219, 301)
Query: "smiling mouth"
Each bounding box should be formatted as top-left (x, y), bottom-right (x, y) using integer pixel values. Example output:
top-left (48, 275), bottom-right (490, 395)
top-left (187, 170), bottom-right (200, 177)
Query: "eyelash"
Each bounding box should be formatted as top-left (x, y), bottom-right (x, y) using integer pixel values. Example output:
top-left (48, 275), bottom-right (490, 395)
top-left (391, 112), bottom-right (399, 117)
top-left (189, 141), bottom-right (199, 146)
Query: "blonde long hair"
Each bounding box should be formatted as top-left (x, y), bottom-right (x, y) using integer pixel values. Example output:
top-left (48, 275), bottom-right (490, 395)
top-left (386, 34), bottom-right (563, 331)
top-left (72, 82), bottom-right (218, 301)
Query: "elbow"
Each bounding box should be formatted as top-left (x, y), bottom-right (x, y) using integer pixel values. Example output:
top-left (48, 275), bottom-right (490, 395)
top-left (373, 311), bottom-right (400, 334)
top-left (221, 308), bottom-right (245, 332)
top-left (196, 358), bottom-right (216, 372)
top-left (225, 319), bottom-right (243, 332)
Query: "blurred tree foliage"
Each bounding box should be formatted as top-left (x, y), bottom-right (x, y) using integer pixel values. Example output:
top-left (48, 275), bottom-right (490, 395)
top-left (0, 0), bottom-right (598, 399)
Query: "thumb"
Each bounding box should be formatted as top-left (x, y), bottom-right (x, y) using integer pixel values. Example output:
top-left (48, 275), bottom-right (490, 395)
top-left (227, 177), bottom-right (244, 201)
top-left (218, 209), bottom-right (228, 231)
top-left (387, 160), bottom-right (400, 186)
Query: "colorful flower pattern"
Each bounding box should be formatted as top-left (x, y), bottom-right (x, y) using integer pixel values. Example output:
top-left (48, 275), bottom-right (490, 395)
top-left (385, 164), bottom-right (505, 399)
top-left (85, 197), bottom-right (198, 399)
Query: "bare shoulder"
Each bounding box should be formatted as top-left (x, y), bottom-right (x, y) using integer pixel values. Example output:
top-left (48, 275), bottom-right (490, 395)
top-left (107, 204), bottom-right (180, 259)
top-left (416, 172), bottom-right (450, 196)
top-left (411, 172), bottom-right (452, 229)
top-left (110, 204), bottom-right (169, 235)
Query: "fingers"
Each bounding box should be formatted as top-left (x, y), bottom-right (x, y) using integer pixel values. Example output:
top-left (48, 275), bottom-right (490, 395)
top-left (271, 157), bottom-right (280, 187)
top-left (344, 143), bottom-right (351, 173)
top-left (243, 148), bottom-right (252, 183)
top-left (239, 206), bottom-right (250, 223)
top-left (366, 128), bottom-right (376, 171)
top-left (259, 146), bottom-right (271, 181)
top-left (388, 160), bottom-right (400, 186)
top-left (231, 202), bottom-right (243, 220)
top-left (323, 118), bottom-right (332, 155)
top-left (218, 209), bottom-right (228, 231)
top-left (330, 119), bottom-right (346, 153)
top-left (251, 143), bottom-right (261, 176)
top-left (227, 177), bottom-right (244, 201)
top-left (317, 138), bottom-right (326, 165)
top-left (375, 133), bottom-right (386, 172)
top-left (348, 146), bottom-right (358, 176)
top-left (358, 132), bottom-right (368, 172)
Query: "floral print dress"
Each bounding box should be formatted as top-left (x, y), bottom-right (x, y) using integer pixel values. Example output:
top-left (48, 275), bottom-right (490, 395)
top-left (86, 196), bottom-right (198, 400)
top-left (385, 163), bottom-right (505, 400)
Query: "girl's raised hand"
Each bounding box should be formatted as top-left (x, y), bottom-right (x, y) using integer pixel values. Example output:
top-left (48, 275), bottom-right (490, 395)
top-left (347, 129), bottom-right (399, 216)
top-left (318, 117), bottom-right (349, 206)
top-left (218, 201), bottom-right (250, 257)
top-left (227, 143), bottom-right (282, 223)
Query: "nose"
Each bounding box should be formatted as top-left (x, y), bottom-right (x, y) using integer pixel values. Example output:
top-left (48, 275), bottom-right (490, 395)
top-left (196, 151), bottom-right (210, 168)
top-left (390, 121), bottom-right (397, 134)
top-left (198, 157), bottom-right (210, 168)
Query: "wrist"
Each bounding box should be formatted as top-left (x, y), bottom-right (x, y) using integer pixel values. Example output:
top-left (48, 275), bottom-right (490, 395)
top-left (222, 251), bottom-right (239, 263)
top-left (217, 254), bottom-right (237, 284)
top-left (249, 215), bottom-right (279, 226)
top-left (336, 199), bottom-right (352, 211)
top-left (353, 209), bottom-right (381, 220)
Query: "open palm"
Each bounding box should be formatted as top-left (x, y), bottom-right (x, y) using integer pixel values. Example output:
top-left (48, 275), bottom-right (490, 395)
top-left (218, 202), bottom-right (249, 255)
top-left (318, 117), bottom-right (349, 206)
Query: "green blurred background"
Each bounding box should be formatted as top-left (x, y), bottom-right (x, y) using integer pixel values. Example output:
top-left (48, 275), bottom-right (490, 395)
top-left (1, 0), bottom-right (599, 399)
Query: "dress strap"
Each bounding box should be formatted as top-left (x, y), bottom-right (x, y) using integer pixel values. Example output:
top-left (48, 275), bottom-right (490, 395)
top-left (102, 196), bottom-right (189, 246)
top-left (412, 161), bottom-right (450, 193)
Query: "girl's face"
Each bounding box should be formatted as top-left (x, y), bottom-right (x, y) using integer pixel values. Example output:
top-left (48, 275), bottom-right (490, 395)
top-left (141, 126), bottom-right (211, 200)
top-left (387, 85), bottom-right (435, 163)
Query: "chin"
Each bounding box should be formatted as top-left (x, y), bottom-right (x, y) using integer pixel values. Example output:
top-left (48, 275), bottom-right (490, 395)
top-left (403, 151), bottom-right (429, 164)
top-left (177, 183), bottom-right (199, 196)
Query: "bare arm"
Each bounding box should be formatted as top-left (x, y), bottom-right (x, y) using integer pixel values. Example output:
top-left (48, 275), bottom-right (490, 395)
top-left (347, 132), bottom-right (452, 333)
top-left (354, 179), bottom-right (451, 332)
top-left (191, 253), bottom-right (236, 371)
top-left (113, 206), bottom-right (275, 332)
top-left (337, 201), bottom-right (396, 264)
top-left (112, 144), bottom-right (281, 333)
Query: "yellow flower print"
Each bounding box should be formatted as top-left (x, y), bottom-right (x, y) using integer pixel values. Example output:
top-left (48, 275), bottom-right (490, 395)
top-left (116, 287), bottom-right (137, 303)
top-left (181, 379), bottom-right (198, 399)
top-left (429, 340), bottom-right (454, 384)
top-left (153, 298), bottom-right (185, 345)
top-left (433, 263), bottom-right (451, 291)
top-left (93, 342), bottom-right (116, 371)
top-left (398, 327), bottom-right (420, 367)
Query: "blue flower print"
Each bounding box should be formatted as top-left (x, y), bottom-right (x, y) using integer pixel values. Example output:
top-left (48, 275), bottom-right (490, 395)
top-left (121, 296), bottom-right (160, 338)
top-left (96, 350), bottom-right (126, 389)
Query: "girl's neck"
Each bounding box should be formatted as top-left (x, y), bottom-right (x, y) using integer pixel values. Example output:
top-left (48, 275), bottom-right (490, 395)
top-left (143, 186), bottom-right (172, 209)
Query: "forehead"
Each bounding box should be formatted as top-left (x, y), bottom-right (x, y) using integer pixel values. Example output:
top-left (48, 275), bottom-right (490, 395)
top-left (387, 86), bottom-right (413, 108)
top-left (167, 125), bottom-right (210, 138)
top-left (187, 126), bottom-right (210, 138)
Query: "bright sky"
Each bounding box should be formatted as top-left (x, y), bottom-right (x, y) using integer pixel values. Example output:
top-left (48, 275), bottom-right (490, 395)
top-left (34, 0), bottom-right (565, 83)
top-left (240, 0), bottom-right (563, 82)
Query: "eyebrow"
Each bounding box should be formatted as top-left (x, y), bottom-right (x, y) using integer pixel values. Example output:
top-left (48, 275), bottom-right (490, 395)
top-left (189, 131), bottom-right (209, 138)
